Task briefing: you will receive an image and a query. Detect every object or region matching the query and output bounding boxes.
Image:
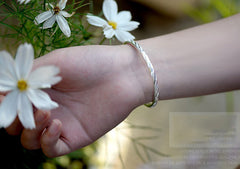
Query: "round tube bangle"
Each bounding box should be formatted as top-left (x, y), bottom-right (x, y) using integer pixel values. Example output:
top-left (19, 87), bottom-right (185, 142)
top-left (127, 40), bottom-right (159, 107)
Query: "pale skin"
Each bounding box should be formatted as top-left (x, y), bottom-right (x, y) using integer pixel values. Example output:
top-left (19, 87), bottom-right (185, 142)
top-left (2, 13), bottom-right (240, 157)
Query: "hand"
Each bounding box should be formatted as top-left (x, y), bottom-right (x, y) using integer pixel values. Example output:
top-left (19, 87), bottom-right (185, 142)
top-left (4, 44), bottom-right (152, 157)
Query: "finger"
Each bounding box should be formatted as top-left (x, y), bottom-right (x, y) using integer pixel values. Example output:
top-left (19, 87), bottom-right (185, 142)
top-left (6, 117), bottom-right (23, 135)
top-left (5, 105), bottom-right (38, 136)
top-left (0, 92), bottom-right (7, 96)
top-left (41, 119), bottom-right (71, 157)
top-left (1, 94), bottom-right (22, 135)
top-left (0, 94), bottom-right (4, 101)
top-left (21, 110), bottom-right (50, 150)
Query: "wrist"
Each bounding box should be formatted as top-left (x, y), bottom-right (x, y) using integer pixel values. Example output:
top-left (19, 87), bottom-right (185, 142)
top-left (115, 43), bottom-right (155, 107)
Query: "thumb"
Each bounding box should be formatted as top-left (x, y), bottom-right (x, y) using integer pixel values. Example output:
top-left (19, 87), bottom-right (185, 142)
top-left (40, 119), bottom-right (72, 157)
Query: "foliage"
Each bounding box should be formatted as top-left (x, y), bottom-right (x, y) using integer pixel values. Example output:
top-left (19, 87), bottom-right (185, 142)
top-left (0, 0), bottom-right (92, 57)
top-left (186, 0), bottom-right (240, 23)
top-left (42, 144), bottom-right (98, 169)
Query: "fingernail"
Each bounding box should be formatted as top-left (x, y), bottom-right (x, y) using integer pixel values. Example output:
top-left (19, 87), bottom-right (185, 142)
top-left (36, 111), bottom-right (49, 123)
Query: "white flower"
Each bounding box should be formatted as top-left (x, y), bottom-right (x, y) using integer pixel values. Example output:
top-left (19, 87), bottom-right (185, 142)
top-left (0, 43), bottom-right (61, 129)
top-left (87, 0), bottom-right (140, 43)
top-left (34, 0), bottom-right (74, 37)
top-left (18, 0), bottom-right (31, 4)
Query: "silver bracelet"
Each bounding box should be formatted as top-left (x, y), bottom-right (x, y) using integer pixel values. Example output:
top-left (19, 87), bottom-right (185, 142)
top-left (127, 40), bottom-right (159, 107)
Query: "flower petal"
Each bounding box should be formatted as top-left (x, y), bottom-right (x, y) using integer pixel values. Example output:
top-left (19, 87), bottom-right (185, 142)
top-left (28, 66), bottom-right (61, 89)
top-left (87, 15), bottom-right (108, 27)
top-left (118, 21), bottom-right (140, 31)
top-left (60, 11), bottom-right (74, 18)
top-left (35, 10), bottom-right (53, 25)
top-left (0, 71), bottom-right (16, 92)
top-left (103, 27), bottom-right (115, 39)
top-left (115, 30), bottom-right (135, 43)
top-left (116, 11), bottom-right (132, 23)
top-left (48, 3), bottom-right (54, 9)
top-left (103, 0), bottom-right (118, 21)
top-left (0, 51), bottom-right (17, 80)
top-left (18, 0), bottom-right (25, 4)
top-left (59, 0), bottom-right (67, 10)
top-left (15, 43), bottom-right (34, 79)
top-left (27, 89), bottom-right (58, 110)
top-left (18, 0), bottom-right (30, 4)
top-left (18, 93), bottom-right (35, 129)
top-left (0, 90), bottom-right (18, 128)
top-left (43, 15), bottom-right (56, 29)
top-left (24, 0), bottom-right (31, 4)
top-left (56, 15), bottom-right (71, 37)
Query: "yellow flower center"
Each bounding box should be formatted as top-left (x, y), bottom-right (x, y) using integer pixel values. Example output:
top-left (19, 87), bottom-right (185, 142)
top-left (108, 21), bottom-right (117, 30)
top-left (17, 80), bottom-right (28, 92)
top-left (53, 6), bottom-right (60, 14)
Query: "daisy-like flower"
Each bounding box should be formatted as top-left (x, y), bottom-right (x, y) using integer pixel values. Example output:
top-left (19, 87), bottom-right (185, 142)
top-left (87, 0), bottom-right (140, 43)
top-left (0, 43), bottom-right (61, 129)
top-left (18, 0), bottom-right (31, 4)
top-left (35, 0), bottom-right (74, 37)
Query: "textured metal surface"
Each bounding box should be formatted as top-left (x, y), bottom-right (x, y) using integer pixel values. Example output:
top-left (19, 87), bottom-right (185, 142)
top-left (127, 40), bottom-right (159, 107)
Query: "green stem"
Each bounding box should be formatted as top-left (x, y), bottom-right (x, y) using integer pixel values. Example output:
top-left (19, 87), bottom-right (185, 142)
top-left (89, 0), bottom-right (93, 13)
top-left (99, 37), bottom-right (106, 45)
top-left (43, 0), bottom-right (46, 10)
top-left (74, 3), bottom-right (90, 11)
top-left (40, 0), bottom-right (47, 58)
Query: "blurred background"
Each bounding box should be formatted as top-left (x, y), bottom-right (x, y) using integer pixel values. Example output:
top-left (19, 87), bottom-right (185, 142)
top-left (1, 0), bottom-right (240, 169)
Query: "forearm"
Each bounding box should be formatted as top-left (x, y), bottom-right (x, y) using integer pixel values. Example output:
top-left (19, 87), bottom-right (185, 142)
top-left (138, 13), bottom-right (240, 101)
